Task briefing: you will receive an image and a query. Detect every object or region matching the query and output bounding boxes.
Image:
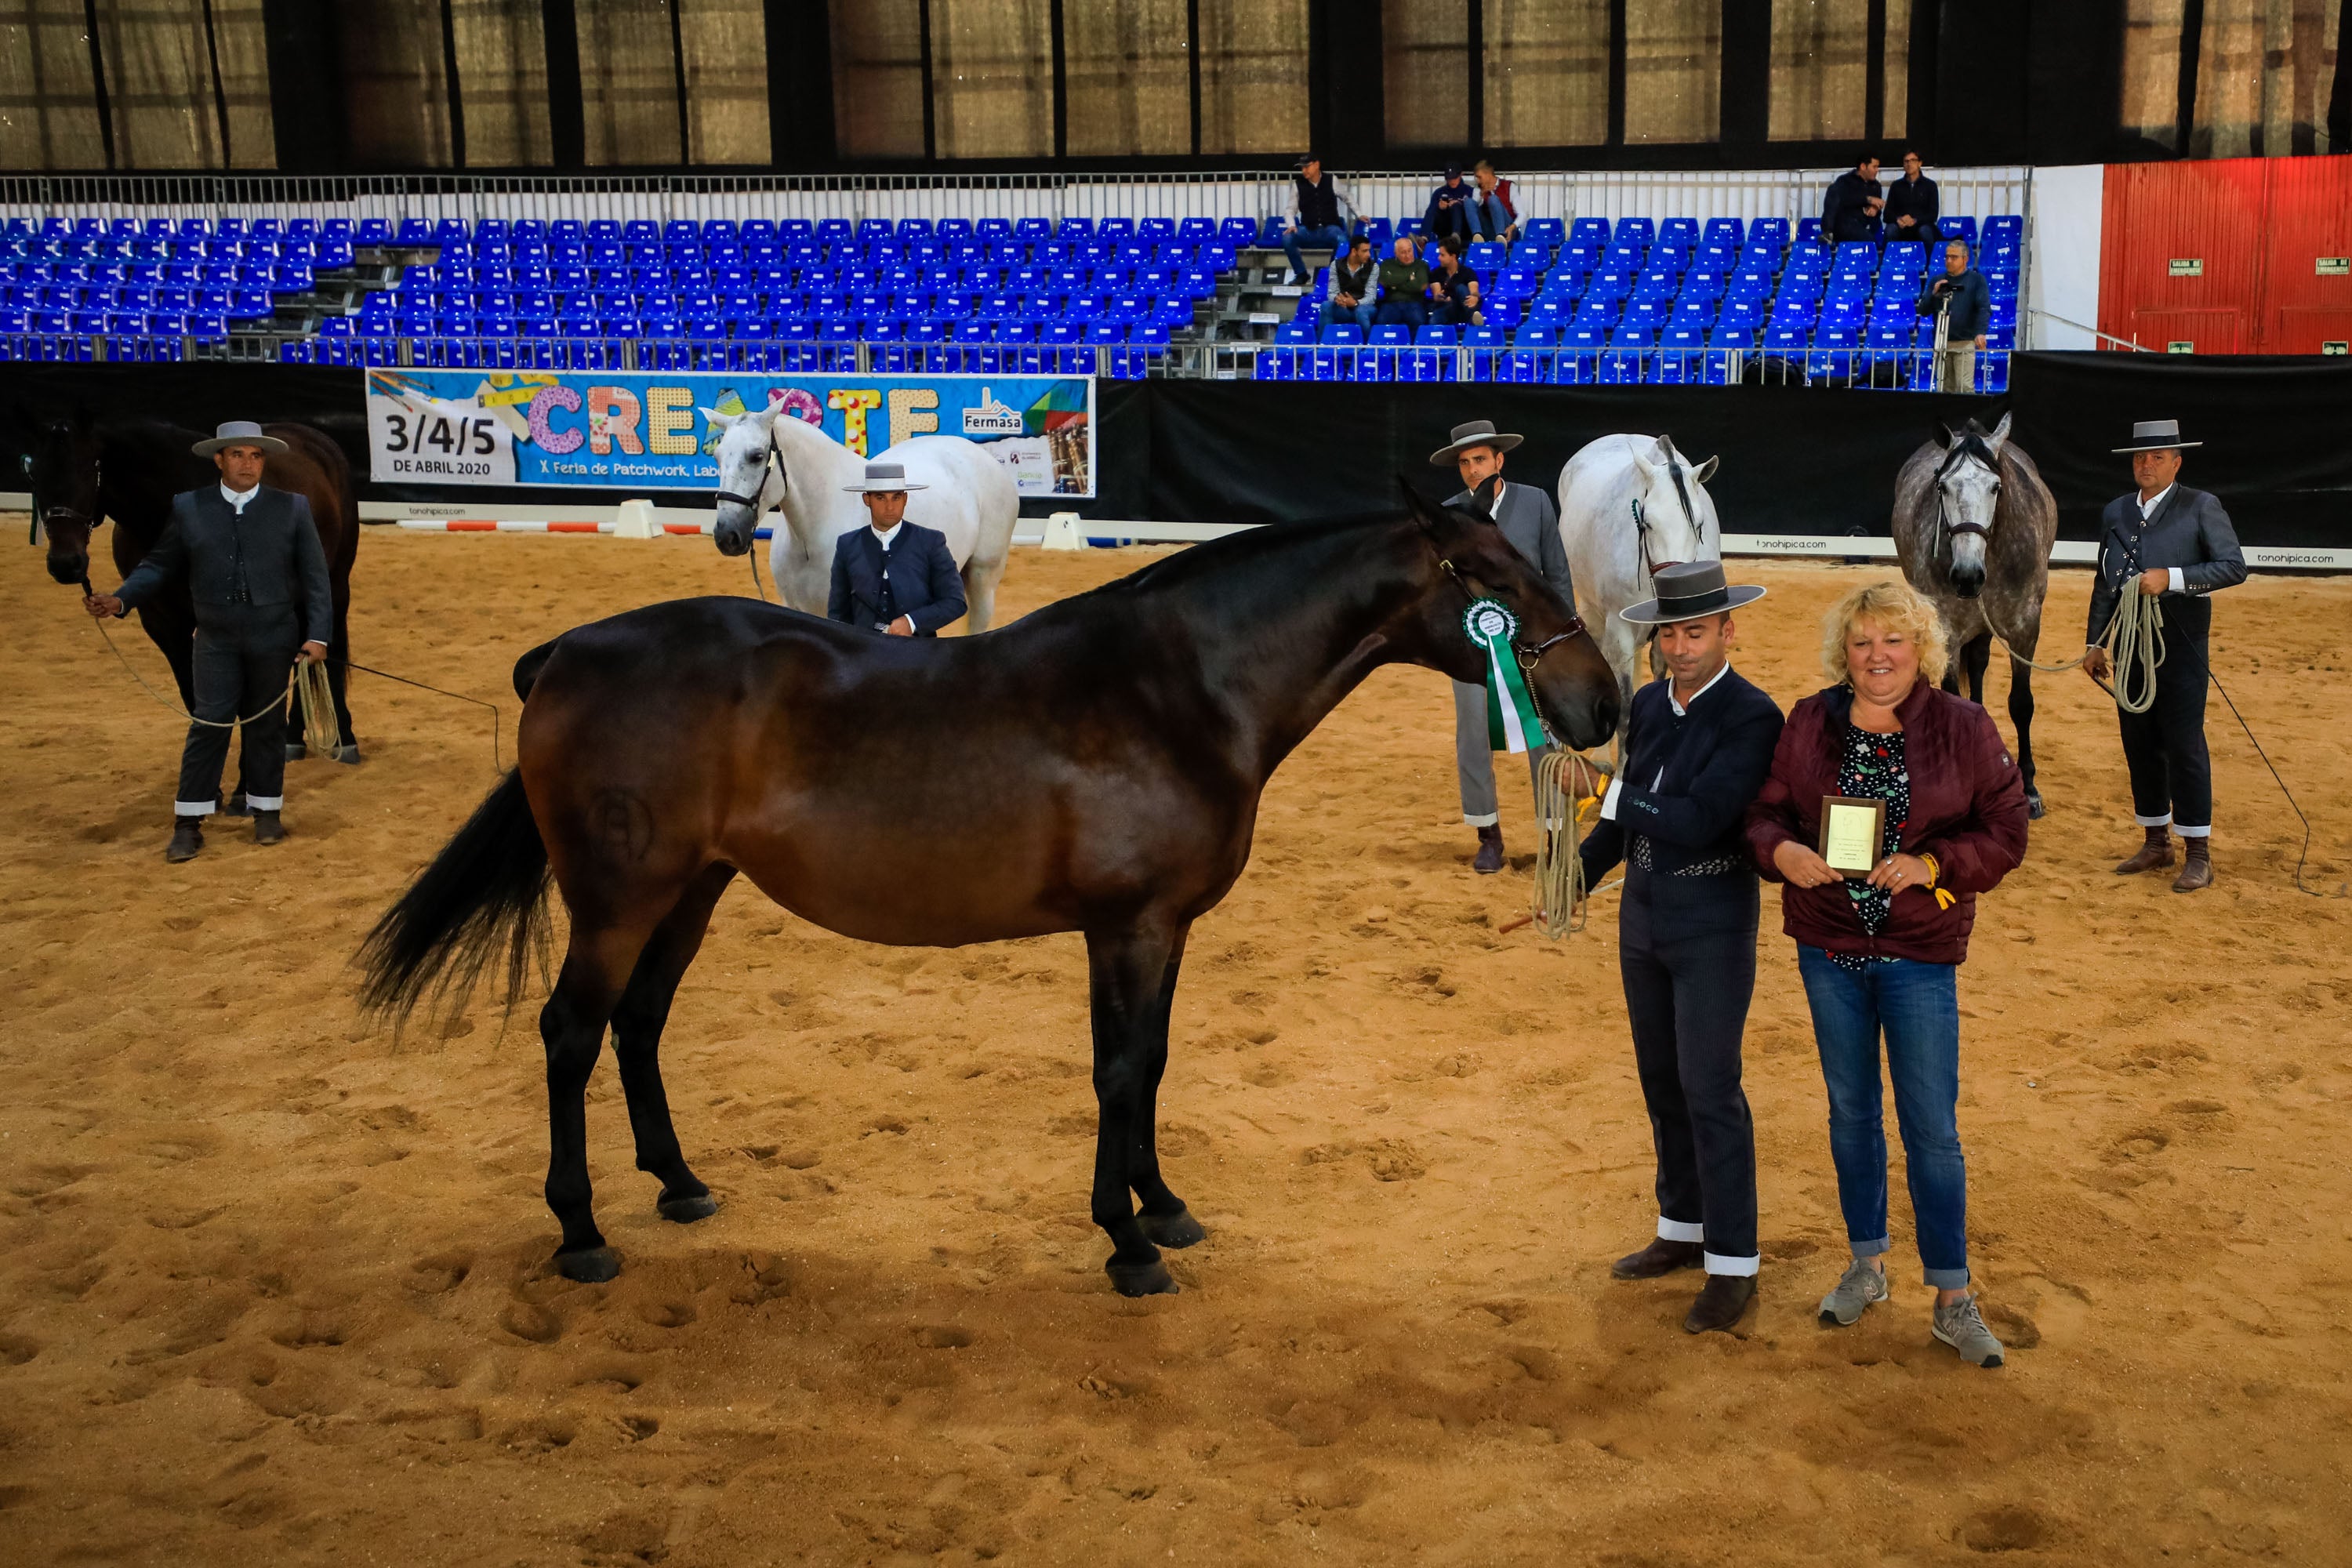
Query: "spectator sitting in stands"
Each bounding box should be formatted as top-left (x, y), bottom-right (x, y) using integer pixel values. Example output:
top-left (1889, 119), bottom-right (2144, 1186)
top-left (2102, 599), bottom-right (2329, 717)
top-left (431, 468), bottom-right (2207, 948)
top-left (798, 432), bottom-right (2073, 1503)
top-left (1470, 160), bottom-right (1519, 243)
top-left (1422, 165), bottom-right (1476, 246)
top-left (1428, 232), bottom-right (1483, 326)
top-left (1886, 151), bottom-right (1940, 241)
top-left (1375, 236), bottom-right (1431, 329)
top-left (1917, 238), bottom-right (1991, 392)
top-left (1283, 152), bottom-right (1358, 288)
top-left (1330, 232), bottom-right (1380, 331)
top-left (1824, 156), bottom-right (1886, 244)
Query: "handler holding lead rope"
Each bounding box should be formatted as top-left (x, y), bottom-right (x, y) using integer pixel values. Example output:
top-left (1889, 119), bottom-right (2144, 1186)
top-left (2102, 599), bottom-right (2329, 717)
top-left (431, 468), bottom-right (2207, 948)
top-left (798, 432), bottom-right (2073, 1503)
top-left (82, 421), bottom-right (331, 864)
top-left (2083, 419), bottom-right (2245, 893)
top-left (1578, 561), bottom-right (1785, 1335)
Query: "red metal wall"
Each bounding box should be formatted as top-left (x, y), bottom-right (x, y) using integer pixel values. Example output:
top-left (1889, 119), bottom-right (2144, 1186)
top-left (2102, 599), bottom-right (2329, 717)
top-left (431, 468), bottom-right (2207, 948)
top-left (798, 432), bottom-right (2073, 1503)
top-left (2100, 157), bottom-right (2352, 355)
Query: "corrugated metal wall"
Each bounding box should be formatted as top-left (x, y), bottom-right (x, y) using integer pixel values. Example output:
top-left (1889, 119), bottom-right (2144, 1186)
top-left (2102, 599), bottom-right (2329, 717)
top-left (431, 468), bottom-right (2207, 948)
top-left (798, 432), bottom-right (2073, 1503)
top-left (2100, 156), bottom-right (2352, 354)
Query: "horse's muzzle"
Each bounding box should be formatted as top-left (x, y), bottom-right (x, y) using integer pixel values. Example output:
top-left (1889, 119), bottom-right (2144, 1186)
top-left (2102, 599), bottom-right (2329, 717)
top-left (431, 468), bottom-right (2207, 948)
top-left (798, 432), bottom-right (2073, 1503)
top-left (711, 517), bottom-right (753, 557)
top-left (45, 552), bottom-right (88, 586)
top-left (1949, 564), bottom-right (1985, 600)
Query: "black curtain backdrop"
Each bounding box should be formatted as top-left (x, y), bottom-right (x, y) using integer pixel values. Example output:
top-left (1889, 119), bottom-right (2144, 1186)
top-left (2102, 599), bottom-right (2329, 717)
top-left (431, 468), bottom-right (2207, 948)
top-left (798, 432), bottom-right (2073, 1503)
top-left (7, 355), bottom-right (2350, 551)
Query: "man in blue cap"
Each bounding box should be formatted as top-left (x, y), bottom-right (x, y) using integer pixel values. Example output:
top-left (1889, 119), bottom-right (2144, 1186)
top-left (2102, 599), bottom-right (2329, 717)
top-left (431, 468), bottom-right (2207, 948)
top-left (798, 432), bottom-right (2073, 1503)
top-left (828, 462), bottom-right (967, 637)
top-left (83, 420), bottom-right (332, 862)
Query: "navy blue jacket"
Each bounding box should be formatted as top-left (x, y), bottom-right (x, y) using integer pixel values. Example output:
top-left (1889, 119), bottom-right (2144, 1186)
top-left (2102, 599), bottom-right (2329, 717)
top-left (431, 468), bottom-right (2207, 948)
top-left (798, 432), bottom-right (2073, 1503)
top-left (1581, 667), bottom-right (1786, 889)
top-left (1421, 181), bottom-right (1476, 244)
top-left (116, 485), bottom-right (333, 637)
top-left (2087, 485), bottom-right (2245, 647)
top-left (1823, 170), bottom-right (1883, 243)
top-left (827, 521), bottom-right (967, 636)
top-left (1917, 266), bottom-right (1991, 340)
top-left (1885, 173), bottom-right (1940, 237)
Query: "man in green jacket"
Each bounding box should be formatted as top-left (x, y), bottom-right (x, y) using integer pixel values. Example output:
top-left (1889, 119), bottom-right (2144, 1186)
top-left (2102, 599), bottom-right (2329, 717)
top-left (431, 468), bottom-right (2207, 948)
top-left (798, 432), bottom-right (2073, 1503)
top-left (1374, 237), bottom-right (1431, 329)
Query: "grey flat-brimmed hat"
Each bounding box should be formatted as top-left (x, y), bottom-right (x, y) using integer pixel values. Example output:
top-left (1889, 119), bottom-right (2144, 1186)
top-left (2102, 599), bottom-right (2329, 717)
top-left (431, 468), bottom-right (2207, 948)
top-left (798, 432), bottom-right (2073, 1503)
top-left (1620, 560), bottom-right (1766, 625)
top-left (191, 419), bottom-right (289, 457)
top-left (841, 461), bottom-right (927, 494)
top-left (2112, 419), bottom-right (2202, 453)
top-left (1428, 419), bottom-right (1523, 466)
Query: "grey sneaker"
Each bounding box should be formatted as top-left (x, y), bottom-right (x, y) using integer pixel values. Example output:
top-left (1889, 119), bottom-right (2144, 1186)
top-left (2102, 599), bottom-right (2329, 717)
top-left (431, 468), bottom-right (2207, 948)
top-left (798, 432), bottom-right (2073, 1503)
top-left (1931, 1293), bottom-right (2005, 1368)
top-left (1818, 1258), bottom-right (1889, 1326)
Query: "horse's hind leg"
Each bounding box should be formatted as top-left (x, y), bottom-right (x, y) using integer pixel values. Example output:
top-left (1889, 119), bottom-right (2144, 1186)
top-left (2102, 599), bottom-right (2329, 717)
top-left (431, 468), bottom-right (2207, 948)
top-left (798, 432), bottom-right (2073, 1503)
top-left (1084, 923), bottom-right (1182, 1296)
top-left (541, 921), bottom-right (654, 1282)
top-left (611, 862), bottom-right (737, 1223)
top-left (1962, 632), bottom-right (1994, 705)
top-left (961, 558), bottom-right (1002, 634)
top-left (1130, 924), bottom-right (1206, 1250)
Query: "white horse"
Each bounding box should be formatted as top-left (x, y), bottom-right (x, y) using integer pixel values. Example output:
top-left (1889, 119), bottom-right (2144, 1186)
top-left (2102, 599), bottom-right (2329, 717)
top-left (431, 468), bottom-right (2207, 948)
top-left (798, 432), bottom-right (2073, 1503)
top-left (706, 400), bottom-right (1019, 633)
top-left (1555, 433), bottom-right (1723, 725)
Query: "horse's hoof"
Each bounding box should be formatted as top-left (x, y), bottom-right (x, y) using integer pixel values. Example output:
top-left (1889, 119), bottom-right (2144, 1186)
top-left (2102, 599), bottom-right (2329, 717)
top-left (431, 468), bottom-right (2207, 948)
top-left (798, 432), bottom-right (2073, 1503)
top-left (332, 743), bottom-right (363, 764)
top-left (1139, 1207), bottom-right (1207, 1249)
top-left (555, 1245), bottom-right (620, 1283)
top-left (657, 1189), bottom-right (718, 1224)
top-left (2026, 793), bottom-right (2046, 821)
top-left (284, 742), bottom-right (307, 761)
top-left (1105, 1258), bottom-right (1178, 1297)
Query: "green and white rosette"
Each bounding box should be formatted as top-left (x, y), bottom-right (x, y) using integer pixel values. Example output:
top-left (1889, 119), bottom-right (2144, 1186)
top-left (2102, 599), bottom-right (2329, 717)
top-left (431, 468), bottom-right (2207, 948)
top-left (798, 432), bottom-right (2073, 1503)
top-left (1464, 597), bottom-right (1548, 753)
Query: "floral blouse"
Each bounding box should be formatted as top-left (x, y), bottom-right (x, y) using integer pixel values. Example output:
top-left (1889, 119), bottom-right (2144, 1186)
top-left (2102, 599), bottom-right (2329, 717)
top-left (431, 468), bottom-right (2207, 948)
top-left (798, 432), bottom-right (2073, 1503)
top-left (1829, 723), bottom-right (1908, 974)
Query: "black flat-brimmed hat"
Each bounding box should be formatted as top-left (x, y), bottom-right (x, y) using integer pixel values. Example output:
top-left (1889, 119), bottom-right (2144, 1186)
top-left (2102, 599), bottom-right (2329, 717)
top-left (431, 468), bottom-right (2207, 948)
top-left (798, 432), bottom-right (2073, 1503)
top-left (191, 419), bottom-right (289, 457)
top-left (841, 461), bottom-right (927, 494)
top-left (2112, 419), bottom-right (2202, 453)
top-left (1428, 419), bottom-right (1523, 466)
top-left (1620, 560), bottom-right (1767, 625)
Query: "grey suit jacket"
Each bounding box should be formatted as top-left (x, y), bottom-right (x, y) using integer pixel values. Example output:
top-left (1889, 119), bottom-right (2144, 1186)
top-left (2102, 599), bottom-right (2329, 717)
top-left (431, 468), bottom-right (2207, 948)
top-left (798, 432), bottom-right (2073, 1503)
top-left (2086, 484), bottom-right (2245, 644)
top-left (1446, 479), bottom-right (1574, 610)
top-left (116, 485), bottom-right (335, 639)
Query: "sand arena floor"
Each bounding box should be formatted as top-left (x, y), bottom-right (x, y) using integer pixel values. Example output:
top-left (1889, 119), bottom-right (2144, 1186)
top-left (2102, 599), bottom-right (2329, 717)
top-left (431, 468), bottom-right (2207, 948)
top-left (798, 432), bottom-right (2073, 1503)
top-left (2, 524), bottom-right (2349, 1566)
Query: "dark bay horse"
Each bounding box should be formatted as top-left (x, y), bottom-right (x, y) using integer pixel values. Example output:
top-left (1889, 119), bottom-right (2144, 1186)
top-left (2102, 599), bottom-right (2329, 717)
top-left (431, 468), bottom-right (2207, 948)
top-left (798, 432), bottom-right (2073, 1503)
top-left (1891, 412), bottom-right (2060, 818)
top-left (361, 485), bottom-right (1620, 1295)
top-left (31, 416), bottom-right (362, 771)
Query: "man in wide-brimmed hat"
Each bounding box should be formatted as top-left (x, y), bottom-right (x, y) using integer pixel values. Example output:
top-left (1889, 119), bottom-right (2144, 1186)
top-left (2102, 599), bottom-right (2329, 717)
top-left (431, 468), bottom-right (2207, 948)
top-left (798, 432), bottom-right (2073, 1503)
top-left (2082, 419), bottom-right (2245, 892)
top-left (1578, 561), bottom-right (1785, 1334)
top-left (83, 421), bottom-right (332, 863)
top-left (828, 461), bottom-right (965, 638)
top-left (1428, 419), bottom-right (1576, 873)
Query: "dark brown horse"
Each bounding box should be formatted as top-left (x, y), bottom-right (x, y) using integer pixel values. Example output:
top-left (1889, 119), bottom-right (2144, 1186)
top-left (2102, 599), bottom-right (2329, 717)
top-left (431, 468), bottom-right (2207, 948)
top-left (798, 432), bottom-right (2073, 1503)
top-left (360, 484), bottom-right (1620, 1295)
top-left (31, 416), bottom-right (362, 780)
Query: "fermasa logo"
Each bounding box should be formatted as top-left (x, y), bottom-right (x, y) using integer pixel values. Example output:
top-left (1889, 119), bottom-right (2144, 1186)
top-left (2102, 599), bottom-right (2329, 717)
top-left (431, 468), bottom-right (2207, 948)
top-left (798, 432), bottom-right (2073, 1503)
top-left (962, 387), bottom-right (1024, 436)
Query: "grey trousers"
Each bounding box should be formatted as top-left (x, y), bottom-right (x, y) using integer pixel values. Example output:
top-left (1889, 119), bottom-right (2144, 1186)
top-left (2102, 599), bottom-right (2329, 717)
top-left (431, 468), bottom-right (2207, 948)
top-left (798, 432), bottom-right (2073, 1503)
top-left (1452, 678), bottom-right (1552, 826)
top-left (175, 604), bottom-right (298, 816)
top-left (1936, 343), bottom-right (1977, 394)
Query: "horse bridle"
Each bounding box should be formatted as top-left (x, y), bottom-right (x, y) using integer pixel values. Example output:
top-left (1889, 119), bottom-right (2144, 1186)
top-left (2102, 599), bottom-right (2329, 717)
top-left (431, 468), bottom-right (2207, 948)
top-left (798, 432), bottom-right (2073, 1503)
top-left (713, 422), bottom-right (784, 515)
top-left (1629, 456), bottom-right (1708, 581)
top-left (1437, 557), bottom-right (1587, 666)
top-left (1933, 434), bottom-right (2000, 561)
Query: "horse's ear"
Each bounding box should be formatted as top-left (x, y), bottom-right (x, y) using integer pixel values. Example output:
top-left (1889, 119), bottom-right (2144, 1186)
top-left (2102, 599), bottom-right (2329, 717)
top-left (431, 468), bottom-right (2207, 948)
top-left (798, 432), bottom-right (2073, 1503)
top-left (1935, 423), bottom-right (1958, 450)
top-left (1656, 434), bottom-right (1680, 464)
top-left (1399, 475), bottom-right (1451, 540)
top-left (1693, 455), bottom-right (1720, 484)
top-left (1986, 410), bottom-right (2013, 450)
top-left (1628, 444), bottom-right (1657, 481)
top-left (696, 406), bottom-right (738, 431)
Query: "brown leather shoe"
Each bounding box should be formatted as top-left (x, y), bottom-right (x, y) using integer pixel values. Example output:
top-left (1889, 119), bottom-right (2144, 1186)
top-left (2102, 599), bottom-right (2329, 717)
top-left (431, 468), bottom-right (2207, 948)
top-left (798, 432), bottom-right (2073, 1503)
top-left (2172, 837), bottom-right (2212, 893)
top-left (1472, 824), bottom-right (1504, 875)
top-left (1684, 1273), bottom-right (1757, 1334)
top-left (1612, 1238), bottom-right (1704, 1279)
top-left (165, 818), bottom-right (203, 863)
top-left (252, 809), bottom-right (285, 846)
top-left (2114, 826), bottom-right (2174, 875)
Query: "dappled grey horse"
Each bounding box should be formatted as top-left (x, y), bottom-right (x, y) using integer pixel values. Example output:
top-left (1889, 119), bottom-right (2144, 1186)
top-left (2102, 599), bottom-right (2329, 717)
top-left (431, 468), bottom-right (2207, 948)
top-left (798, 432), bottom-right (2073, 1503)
top-left (1890, 412), bottom-right (2059, 818)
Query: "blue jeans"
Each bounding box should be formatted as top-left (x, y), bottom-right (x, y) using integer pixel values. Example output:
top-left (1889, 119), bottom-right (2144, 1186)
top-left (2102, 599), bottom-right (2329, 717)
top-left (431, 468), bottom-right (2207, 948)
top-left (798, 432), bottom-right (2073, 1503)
top-left (1374, 296), bottom-right (1427, 329)
top-left (1330, 297), bottom-right (1376, 331)
top-left (1283, 224), bottom-right (1348, 284)
top-left (1795, 947), bottom-right (1970, 1288)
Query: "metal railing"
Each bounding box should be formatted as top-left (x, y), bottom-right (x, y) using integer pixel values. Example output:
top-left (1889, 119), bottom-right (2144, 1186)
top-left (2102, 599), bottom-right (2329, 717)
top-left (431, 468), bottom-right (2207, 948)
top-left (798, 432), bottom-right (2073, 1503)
top-left (1241, 340), bottom-right (2013, 393)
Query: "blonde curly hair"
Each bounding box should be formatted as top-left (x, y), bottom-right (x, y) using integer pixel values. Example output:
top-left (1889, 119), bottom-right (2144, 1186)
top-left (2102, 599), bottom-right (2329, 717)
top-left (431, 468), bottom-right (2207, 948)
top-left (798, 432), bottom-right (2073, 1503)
top-left (1820, 578), bottom-right (1950, 688)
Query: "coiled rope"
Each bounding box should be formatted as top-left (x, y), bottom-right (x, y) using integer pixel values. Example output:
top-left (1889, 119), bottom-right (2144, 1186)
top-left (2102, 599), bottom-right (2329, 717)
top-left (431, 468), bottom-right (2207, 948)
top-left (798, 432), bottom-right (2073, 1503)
top-left (1981, 577), bottom-right (2164, 715)
top-left (1526, 750), bottom-right (1609, 938)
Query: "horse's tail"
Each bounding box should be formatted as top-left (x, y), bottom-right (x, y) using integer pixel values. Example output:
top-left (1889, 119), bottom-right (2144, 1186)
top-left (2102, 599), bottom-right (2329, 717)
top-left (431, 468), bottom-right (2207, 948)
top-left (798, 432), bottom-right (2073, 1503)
top-left (357, 770), bottom-right (550, 1030)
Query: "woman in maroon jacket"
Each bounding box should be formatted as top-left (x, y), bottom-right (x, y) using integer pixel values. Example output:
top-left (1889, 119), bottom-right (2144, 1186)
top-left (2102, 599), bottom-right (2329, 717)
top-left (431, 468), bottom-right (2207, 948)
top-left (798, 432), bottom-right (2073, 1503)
top-left (1746, 579), bottom-right (2029, 1368)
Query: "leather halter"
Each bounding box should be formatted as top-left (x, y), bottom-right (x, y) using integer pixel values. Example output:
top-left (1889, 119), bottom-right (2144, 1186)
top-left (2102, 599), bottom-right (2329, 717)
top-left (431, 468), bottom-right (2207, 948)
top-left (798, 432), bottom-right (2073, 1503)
top-left (713, 423), bottom-right (782, 514)
top-left (1436, 557), bottom-right (1588, 666)
top-left (1630, 456), bottom-right (1706, 580)
top-left (1933, 434), bottom-right (2000, 552)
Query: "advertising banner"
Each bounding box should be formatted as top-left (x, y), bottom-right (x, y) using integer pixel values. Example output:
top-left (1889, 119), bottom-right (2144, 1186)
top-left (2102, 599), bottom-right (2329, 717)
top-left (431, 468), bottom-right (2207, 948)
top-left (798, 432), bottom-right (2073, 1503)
top-left (364, 368), bottom-right (1096, 496)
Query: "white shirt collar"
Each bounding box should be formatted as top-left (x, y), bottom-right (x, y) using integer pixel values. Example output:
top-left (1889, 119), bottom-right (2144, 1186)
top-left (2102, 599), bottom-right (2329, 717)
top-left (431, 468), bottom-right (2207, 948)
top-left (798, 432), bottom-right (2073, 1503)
top-left (221, 481), bottom-right (259, 513)
top-left (2137, 483), bottom-right (2173, 520)
top-left (1668, 659), bottom-right (1732, 717)
top-left (870, 523), bottom-right (899, 550)
top-left (1487, 483), bottom-right (1505, 519)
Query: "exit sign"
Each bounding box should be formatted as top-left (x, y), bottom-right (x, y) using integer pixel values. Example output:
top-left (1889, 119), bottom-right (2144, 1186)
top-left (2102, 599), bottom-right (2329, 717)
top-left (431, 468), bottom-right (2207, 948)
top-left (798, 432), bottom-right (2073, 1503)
top-left (2168, 258), bottom-right (2203, 277)
top-left (2318, 257), bottom-right (2350, 275)
top-left (2166, 341), bottom-right (2195, 354)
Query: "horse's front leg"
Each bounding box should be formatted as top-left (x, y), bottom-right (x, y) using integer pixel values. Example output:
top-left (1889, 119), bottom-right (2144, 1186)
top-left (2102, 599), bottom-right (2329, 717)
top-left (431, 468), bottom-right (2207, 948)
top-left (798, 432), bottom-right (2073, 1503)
top-left (2008, 655), bottom-right (2044, 818)
top-left (1129, 923), bottom-right (1206, 1250)
top-left (1083, 922), bottom-right (1181, 1296)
